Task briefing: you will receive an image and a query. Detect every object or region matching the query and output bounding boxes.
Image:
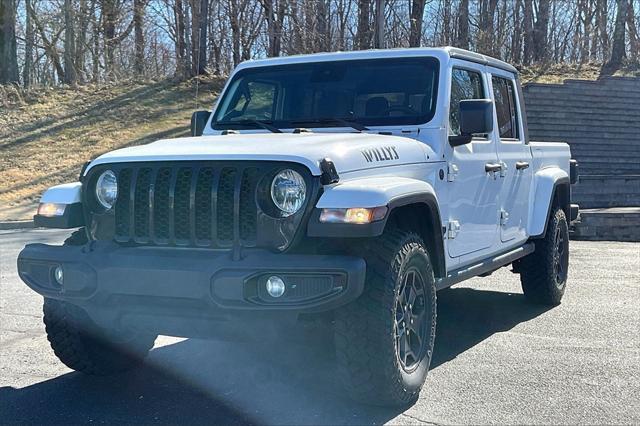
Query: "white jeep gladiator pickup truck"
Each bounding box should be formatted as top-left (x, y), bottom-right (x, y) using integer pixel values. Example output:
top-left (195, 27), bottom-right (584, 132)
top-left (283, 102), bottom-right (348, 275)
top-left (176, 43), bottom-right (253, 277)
top-left (18, 47), bottom-right (579, 406)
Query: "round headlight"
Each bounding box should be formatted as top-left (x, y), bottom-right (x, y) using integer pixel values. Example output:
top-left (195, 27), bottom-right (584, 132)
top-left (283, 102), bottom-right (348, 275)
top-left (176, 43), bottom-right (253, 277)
top-left (95, 170), bottom-right (118, 209)
top-left (270, 169), bottom-right (306, 216)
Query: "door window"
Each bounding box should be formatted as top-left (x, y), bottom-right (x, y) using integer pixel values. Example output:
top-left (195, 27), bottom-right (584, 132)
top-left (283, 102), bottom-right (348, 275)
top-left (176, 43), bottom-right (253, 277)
top-left (449, 68), bottom-right (484, 136)
top-left (491, 76), bottom-right (520, 139)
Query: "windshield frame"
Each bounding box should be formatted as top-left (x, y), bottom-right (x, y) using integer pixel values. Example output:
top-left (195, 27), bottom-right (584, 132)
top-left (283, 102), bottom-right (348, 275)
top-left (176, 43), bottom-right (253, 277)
top-left (211, 56), bottom-right (440, 131)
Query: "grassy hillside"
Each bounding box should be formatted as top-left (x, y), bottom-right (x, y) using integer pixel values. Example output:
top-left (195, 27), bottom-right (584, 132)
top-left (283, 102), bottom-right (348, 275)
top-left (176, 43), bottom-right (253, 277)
top-left (0, 78), bottom-right (224, 220)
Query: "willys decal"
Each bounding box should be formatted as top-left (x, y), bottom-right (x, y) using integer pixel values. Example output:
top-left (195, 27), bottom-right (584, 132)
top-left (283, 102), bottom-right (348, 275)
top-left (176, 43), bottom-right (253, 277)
top-left (361, 146), bottom-right (399, 163)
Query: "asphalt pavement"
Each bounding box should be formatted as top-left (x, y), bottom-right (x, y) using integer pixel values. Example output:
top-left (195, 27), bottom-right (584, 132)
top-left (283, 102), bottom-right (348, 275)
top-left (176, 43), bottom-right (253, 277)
top-left (1, 229), bottom-right (639, 425)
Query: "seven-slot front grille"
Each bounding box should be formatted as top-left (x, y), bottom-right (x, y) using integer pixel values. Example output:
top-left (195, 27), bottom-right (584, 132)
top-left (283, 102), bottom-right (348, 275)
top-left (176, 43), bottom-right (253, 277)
top-left (113, 164), bottom-right (261, 248)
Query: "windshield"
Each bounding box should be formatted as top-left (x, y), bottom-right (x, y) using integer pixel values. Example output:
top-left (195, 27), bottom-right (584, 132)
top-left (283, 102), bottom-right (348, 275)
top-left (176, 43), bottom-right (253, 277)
top-left (212, 57), bottom-right (439, 130)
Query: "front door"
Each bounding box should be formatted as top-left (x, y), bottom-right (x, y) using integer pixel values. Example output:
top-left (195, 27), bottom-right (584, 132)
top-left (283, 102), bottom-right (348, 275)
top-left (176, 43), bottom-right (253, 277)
top-left (445, 63), bottom-right (501, 261)
top-left (488, 70), bottom-right (533, 244)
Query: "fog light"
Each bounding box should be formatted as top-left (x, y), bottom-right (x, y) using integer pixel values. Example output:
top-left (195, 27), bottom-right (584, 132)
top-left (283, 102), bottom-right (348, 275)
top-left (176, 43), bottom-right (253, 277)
top-left (266, 276), bottom-right (286, 298)
top-left (53, 265), bottom-right (64, 286)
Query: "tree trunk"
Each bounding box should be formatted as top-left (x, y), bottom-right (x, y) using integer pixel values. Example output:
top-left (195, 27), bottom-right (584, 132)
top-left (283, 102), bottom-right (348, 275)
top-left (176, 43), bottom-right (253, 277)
top-left (627, 1), bottom-right (639, 61)
top-left (532, 0), bottom-right (550, 62)
top-left (373, 0), bottom-right (384, 48)
top-left (134, 0), bottom-right (145, 76)
top-left (198, 0), bottom-right (208, 73)
top-left (442, 0), bottom-right (451, 45)
top-left (522, 0), bottom-right (534, 65)
top-left (356, 0), bottom-right (371, 50)
top-left (511, 0), bottom-right (522, 63)
top-left (23, 0), bottom-right (34, 87)
top-left (75, 0), bottom-right (91, 83)
top-left (456, 0), bottom-right (469, 49)
top-left (229, 0), bottom-right (241, 65)
top-left (64, 0), bottom-right (78, 85)
top-left (602, 0), bottom-right (629, 74)
top-left (0, 0), bottom-right (19, 84)
top-left (174, 0), bottom-right (188, 78)
top-left (409, 0), bottom-right (426, 47)
top-left (596, 0), bottom-right (609, 60)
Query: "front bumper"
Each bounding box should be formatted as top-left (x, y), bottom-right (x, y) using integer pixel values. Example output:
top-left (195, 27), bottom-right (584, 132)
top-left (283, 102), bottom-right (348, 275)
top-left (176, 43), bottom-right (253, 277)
top-left (17, 242), bottom-right (365, 336)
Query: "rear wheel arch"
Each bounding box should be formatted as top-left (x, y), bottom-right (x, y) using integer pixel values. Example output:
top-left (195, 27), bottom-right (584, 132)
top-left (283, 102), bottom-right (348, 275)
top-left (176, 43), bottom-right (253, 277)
top-left (384, 196), bottom-right (445, 279)
top-left (535, 177), bottom-right (570, 239)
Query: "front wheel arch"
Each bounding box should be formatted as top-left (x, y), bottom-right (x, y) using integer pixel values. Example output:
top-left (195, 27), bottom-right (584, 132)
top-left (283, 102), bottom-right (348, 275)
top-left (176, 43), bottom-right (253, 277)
top-left (384, 197), bottom-right (446, 280)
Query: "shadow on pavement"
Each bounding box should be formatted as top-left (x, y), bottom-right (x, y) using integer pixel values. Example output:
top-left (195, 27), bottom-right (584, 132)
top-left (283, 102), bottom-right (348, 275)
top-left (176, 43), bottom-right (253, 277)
top-left (0, 287), bottom-right (550, 425)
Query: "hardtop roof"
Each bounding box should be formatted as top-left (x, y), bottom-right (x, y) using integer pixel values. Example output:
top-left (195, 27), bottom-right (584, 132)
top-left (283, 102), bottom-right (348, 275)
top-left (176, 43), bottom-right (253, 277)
top-left (235, 46), bottom-right (518, 75)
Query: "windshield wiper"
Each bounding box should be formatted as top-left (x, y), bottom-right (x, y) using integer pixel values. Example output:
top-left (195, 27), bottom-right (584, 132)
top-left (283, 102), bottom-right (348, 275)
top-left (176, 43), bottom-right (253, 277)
top-left (290, 117), bottom-right (369, 132)
top-left (216, 119), bottom-right (282, 133)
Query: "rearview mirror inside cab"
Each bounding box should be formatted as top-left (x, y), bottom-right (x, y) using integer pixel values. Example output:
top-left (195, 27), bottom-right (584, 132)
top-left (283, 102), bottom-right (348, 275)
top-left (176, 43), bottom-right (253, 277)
top-left (191, 110), bottom-right (211, 136)
top-left (449, 99), bottom-right (494, 147)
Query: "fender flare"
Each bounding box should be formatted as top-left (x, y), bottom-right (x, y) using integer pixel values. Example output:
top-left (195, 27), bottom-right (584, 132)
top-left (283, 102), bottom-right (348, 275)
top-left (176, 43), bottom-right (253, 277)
top-left (308, 177), bottom-right (445, 278)
top-left (35, 182), bottom-right (84, 229)
top-left (528, 168), bottom-right (570, 238)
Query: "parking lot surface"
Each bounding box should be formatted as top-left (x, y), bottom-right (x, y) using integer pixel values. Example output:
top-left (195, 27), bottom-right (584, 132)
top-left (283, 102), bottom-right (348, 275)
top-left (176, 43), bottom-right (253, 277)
top-left (1, 229), bottom-right (639, 425)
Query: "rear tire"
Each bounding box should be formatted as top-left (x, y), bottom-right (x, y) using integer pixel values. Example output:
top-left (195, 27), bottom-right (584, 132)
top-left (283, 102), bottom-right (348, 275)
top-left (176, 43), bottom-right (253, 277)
top-left (519, 207), bottom-right (570, 305)
top-left (334, 229), bottom-right (437, 406)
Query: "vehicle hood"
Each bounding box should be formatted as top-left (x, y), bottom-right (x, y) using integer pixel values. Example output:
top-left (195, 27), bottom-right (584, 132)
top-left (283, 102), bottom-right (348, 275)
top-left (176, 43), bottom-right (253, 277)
top-left (87, 132), bottom-right (433, 176)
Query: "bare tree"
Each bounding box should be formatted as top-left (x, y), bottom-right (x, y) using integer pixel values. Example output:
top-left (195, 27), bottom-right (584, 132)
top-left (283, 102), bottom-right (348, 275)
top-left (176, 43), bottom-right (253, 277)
top-left (0, 0), bottom-right (19, 84)
top-left (603, 0), bottom-right (630, 74)
top-left (456, 0), bottom-right (470, 49)
top-left (373, 0), bottom-right (384, 48)
top-left (64, 0), bottom-right (78, 85)
top-left (134, 0), bottom-right (146, 76)
top-left (23, 0), bottom-right (34, 87)
top-left (356, 0), bottom-right (371, 49)
top-left (409, 0), bottom-right (426, 47)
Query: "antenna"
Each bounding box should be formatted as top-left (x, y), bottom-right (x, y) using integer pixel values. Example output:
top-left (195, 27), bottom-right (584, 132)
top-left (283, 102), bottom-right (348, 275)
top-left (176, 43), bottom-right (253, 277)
top-left (195, 25), bottom-right (201, 112)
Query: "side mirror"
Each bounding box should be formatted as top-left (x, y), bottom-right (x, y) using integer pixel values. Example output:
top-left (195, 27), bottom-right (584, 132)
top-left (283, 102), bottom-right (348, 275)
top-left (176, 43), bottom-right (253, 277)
top-left (190, 110), bottom-right (211, 136)
top-left (449, 99), bottom-right (494, 147)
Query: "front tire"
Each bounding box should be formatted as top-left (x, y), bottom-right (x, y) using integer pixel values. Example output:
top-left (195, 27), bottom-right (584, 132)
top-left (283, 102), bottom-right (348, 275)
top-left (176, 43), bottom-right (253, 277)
top-left (334, 229), bottom-right (437, 406)
top-left (43, 227), bottom-right (156, 375)
top-left (43, 298), bottom-right (156, 375)
top-left (519, 207), bottom-right (570, 305)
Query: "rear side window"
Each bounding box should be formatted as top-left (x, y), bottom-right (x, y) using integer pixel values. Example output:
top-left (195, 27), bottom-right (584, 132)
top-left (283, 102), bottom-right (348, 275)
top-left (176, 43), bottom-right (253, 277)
top-left (491, 76), bottom-right (519, 139)
top-left (449, 68), bottom-right (484, 136)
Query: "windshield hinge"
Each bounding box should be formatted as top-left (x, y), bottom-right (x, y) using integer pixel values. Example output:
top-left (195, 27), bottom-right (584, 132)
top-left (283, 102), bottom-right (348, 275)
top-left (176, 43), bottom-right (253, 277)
top-left (320, 158), bottom-right (340, 185)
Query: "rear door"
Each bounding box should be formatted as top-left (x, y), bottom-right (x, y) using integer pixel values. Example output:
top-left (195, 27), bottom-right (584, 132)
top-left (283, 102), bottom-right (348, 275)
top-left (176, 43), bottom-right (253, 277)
top-left (445, 62), bottom-right (501, 262)
top-left (489, 70), bottom-right (533, 244)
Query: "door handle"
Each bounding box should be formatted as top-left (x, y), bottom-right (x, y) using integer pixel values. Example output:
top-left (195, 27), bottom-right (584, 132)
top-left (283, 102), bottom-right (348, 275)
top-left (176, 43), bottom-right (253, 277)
top-left (515, 161), bottom-right (530, 170)
top-left (485, 163), bottom-right (502, 173)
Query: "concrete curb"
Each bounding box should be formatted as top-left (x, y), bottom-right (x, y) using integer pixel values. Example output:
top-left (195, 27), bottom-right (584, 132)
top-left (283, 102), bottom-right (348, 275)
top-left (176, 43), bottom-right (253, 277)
top-left (0, 220), bottom-right (35, 230)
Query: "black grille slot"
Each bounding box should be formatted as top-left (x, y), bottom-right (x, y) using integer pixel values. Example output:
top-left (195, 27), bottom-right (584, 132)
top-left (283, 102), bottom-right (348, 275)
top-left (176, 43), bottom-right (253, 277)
top-left (114, 169), bottom-right (132, 238)
top-left (174, 168), bottom-right (192, 242)
top-left (239, 168), bottom-right (259, 241)
top-left (153, 168), bottom-right (172, 241)
top-left (194, 168), bottom-right (214, 242)
top-left (134, 168), bottom-right (152, 239)
top-left (111, 163), bottom-right (269, 249)
top-left (217, 168), bottom-right (236, 243)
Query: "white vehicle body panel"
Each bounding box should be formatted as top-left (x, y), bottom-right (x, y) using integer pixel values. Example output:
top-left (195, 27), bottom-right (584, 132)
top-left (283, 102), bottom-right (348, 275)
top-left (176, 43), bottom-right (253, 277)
top-left (443, 59), bottom-right (500, 265)
top-left (527, 166), bottom-right (570, 237)
top-left (40, 182), bottom-right (82, 204)
top-left (85, 133), bottom-right (430, 177)
top-left (488, 65), bottom-right (533, 248)
top-left (316, 177), bottom-right (438, 209)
